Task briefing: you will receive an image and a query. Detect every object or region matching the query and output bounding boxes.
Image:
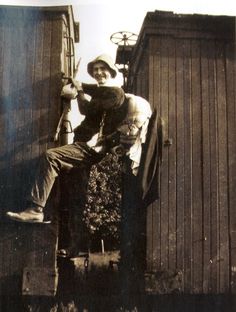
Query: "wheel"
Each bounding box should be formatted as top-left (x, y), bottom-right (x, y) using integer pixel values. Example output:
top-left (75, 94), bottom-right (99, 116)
top-left (110, 31), bottom-right (138, 46)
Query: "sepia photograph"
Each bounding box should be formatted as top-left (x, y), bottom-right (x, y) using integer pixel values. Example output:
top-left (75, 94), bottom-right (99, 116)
top-left (0, 0), bottom-right (236, 311)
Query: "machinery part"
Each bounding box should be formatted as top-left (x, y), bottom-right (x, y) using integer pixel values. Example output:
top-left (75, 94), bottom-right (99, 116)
top-left (54, 58), bottom-right (81, 145)
top-left (110, 31), bottom-right (138, 89)
top-left (53, 101), bottom-right (74, 145)
top-left (111, 144), bottom-right (126, 157)
top-left (110, 31), bottom-right (138, 46)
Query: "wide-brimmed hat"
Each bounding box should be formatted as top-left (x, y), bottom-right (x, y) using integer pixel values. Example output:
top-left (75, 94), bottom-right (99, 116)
top-left (87, 54), bottom-right (117, 78)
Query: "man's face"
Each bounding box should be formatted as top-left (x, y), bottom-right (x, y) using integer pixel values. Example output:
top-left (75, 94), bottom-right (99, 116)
top-left (92, 61), bottom-right (112, 85)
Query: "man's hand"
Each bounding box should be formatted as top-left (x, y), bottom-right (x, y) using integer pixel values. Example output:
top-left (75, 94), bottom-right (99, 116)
top-left (71, 78), bottom-right (83, 92)
top-left (120, 133), bottom-right (137, 146)
top-left (61, 83), bottom-right (78, 100)
top-left (95, 135), bottom-right (106, 146)
top-left (61, 79), bottom-right (84, 100)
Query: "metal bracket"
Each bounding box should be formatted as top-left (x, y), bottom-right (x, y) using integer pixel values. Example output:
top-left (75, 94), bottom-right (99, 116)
top-left (64, 35), bottom-right (75, 57)
top-left (164, 138), bottom-right (173, 147)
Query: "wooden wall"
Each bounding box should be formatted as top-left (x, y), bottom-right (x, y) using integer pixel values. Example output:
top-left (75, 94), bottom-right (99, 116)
top-left (128, 11), bottom-right (236, 295)
top-left (0, 6), bottom-right (77, 302)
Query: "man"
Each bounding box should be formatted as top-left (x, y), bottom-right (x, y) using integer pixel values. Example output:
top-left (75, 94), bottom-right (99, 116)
top-left (6, 54), bottom-right (152, 256)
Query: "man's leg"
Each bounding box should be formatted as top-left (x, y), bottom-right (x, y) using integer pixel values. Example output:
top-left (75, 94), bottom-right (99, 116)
top-left (120, 159), bottom-right (144, 309)
top-left (6, 142), bottom-right (102, 223)
top-left (57, 165), bottom-right (91, 257)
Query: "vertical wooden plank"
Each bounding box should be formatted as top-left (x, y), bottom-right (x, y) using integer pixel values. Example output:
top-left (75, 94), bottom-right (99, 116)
top-left (225, 42), bottom-right (236, 293)
top-left (137, 47), bottom-right (148, 99)
top-left (175, 39), bottom-right (185, 280)
top-left (146, 38), bottom-right (155, 271)
top-left (151, 36), bottom-right (162, 271)
top-left (146, 204), bottom-right (153, 271)
top-left (10, 11), bottom-right (20, 189)
top-left (191, 39), bottom-right (203, 294)
top-left (152, 202), bottom-right (161, 272)
top-left (0, 17), bottom-right (5, 170)
top-left (47, 16), bottom-right (62, 150)
top-left (3, 13), bottom-right (15, 211)
top-left (167, 37), bottom-right (177, 272)
top-left (216, 41), bottom-right (230, 293)
top-left (39, 16), bottom-right (52, 156)
top-left (21, 12), bottom-right (38, 193)
top-left (31, 14), bottom-right (44, 161)
top-left (159, 36), bottom-right (169, 270)
top-left (152, 37), bottom-right (161, 117)
top-left (182, 39), bottom-right (193, 292)
top-left (0, 14), bottom-right (8, 210)
top-left (143, 51), bottom-right (149, 99)
top-left (208, 39), bottom-right (220, 294)
top-left (14, 12), bottom-right (27, 207)
top-left (201, 39), bottom-right (212, 294)
top-left (140, 62), bottom-right (144, 97)
top-left (136, 73), bottom-right (142, 97)
top-left (148, 38), bottom-right (155, 109)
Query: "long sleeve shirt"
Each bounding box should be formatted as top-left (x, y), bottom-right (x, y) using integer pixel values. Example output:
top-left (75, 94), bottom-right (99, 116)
top-left (74, 84), bottom-right (126, 146)
top-left (74, 84), bottom-right (152, 174)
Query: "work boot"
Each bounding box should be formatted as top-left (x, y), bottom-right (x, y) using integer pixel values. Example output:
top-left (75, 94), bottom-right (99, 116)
top-left (57, 246), bottom-right (89, 259)
top-left (6, 207), bottom-right (44, 223)
top-left (57, 237), bottom-right (89, 259)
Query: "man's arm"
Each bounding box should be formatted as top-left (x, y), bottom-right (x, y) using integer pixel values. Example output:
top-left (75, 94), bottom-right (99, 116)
top-left (64, 80), bottom-right (125, 114)
top-left (73, 114), bottom-right (101, 143)
top-left (79, 84), bottom-right (125, 112)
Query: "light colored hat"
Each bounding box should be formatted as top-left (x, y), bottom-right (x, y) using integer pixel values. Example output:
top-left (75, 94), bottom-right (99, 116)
top-left (87, 54), bottom-right (117, 78)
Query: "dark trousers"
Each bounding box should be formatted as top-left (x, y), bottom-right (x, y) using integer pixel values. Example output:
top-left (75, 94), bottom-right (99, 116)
top-left (29, 142), bottom-right (103, 208)
top-left (28, 142), bottom-right (104, 251)
top-left (120, 164), bottom-right (146, 308)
